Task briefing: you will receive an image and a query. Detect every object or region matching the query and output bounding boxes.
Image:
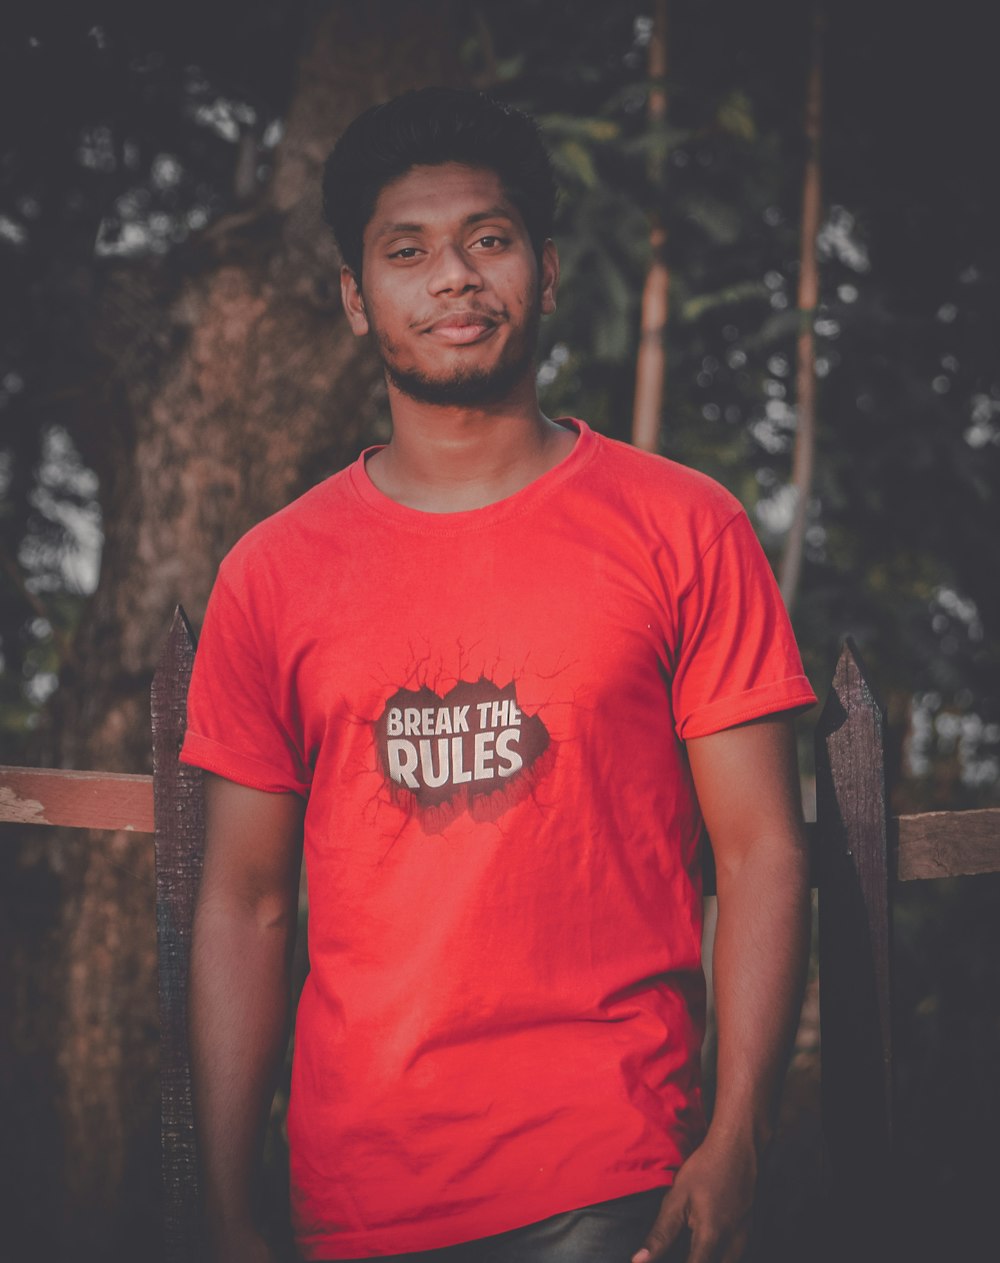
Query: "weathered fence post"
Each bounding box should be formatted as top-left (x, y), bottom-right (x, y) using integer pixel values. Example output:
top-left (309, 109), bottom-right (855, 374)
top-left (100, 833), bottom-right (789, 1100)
top-left (151, 607), bottom-right (203, 1263)
top-left (816, 638), bottom-right (892, 1250)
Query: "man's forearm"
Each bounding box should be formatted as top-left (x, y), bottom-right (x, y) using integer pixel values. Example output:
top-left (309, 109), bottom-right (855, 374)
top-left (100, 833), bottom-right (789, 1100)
top-left (189, 890), bottom-right (297, 1242)
top-left (708, 832), bottom-right (811, 1155)
top-left (634, 719), bottom-right (812, 1263)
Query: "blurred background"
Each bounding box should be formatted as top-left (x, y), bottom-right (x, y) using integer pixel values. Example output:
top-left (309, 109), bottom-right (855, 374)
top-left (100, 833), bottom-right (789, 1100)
top-left (0, 1), bottom-right (997, 1259)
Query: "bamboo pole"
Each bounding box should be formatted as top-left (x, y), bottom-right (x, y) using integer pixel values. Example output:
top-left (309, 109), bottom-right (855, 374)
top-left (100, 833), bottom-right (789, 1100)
top-left (779, 4), bottom-right (825, 609)
top-left (631, 0), bottom-right (670, 453)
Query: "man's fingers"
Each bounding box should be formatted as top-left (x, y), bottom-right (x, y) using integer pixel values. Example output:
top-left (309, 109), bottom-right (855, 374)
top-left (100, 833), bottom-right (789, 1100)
top-left (718, 1225), bottom-right (751, 1263)
top-left (633, 1204), bottom-right (749, 1263)
top-left (687, 1218), bottom-right (749, 1263)
top-left (631, 1192), bottom-right (689, 1263)
top-left (684, 1225), bottom-right (723, 1263)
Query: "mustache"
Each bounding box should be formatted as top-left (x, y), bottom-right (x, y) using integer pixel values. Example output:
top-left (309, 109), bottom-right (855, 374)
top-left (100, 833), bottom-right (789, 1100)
top-left (412, 303), bottom-right (508, 330)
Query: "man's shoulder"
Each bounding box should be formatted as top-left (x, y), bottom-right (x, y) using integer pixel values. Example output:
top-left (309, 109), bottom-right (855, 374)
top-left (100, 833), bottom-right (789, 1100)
top-left (217, 464), bottom-right (355, 587)
top-left (583, 424), bottom-right (746, 535)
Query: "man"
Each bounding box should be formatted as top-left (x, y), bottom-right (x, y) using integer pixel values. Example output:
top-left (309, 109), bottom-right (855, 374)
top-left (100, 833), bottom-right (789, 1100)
top-left (182, 88), bottom-right (816, 1263)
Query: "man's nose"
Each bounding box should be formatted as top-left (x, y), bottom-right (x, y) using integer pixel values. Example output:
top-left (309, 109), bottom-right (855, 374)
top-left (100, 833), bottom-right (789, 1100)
top-left (428, 243), bottom-right (483, 294)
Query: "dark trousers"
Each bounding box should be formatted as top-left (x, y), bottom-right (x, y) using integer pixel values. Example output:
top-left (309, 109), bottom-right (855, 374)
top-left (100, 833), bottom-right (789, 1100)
top-left (323, 1187), bottom-right (667, 1262)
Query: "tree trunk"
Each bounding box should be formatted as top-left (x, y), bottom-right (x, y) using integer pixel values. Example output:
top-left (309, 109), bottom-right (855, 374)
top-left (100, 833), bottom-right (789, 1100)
top-left (631, 0), bottom-right (670, 454)
top-left (4, 5), bottom-right (462, 1258)
top-left (779, 5), bottom-right (825, 611)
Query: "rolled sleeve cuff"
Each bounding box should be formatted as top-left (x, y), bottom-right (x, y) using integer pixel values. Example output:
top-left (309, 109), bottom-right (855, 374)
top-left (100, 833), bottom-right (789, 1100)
top-left (675, 676), bottom-right (817, 740)
top-left (179, 730), bottom-right (311, 796)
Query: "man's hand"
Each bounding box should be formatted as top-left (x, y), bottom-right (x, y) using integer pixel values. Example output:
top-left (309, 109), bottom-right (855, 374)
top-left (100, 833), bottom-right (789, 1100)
top-left (632, 1133), bottom-right (758, 1263)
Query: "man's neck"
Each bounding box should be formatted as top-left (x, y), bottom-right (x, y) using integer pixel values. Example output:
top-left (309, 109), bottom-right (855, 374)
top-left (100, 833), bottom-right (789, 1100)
top-left (365, 380), bottom-right (577, 513)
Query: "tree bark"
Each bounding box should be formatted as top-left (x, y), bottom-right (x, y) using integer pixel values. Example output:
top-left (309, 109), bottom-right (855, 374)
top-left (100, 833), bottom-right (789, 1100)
top-left (631, 0), bottom-right (670, 453)
top-left (779, 5), bottom-right (825, 611)
top-left (4, 5), bottom-right (463, 1258)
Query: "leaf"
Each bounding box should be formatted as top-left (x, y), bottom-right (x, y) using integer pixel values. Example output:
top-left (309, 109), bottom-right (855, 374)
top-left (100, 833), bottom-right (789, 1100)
top-left (678, 190), bottom-right (744, 245)
top-left (680, 281), bottom-right (770, 322)
top-left (716, 91), bottom-right (757, 142)
top-left (538, 113), bottom-right (621, 144)
top-left (553, 138), bottom-right (599, 189)
top-left (740, 309), bottom-right (801, 351)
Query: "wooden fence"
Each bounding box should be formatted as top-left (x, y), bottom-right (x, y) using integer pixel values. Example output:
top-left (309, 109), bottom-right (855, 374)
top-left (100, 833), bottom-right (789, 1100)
top-left (2, 607), bottom-right (999, 1260)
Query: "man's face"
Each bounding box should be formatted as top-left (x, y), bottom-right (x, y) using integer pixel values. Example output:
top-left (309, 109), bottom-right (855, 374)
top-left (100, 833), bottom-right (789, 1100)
top-left (340, 163), bottom-right (558, 408)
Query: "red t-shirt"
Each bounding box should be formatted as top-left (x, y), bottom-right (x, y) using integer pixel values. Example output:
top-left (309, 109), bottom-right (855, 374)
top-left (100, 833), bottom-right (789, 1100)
top-left (180, 419), bottom-right (816, 1258)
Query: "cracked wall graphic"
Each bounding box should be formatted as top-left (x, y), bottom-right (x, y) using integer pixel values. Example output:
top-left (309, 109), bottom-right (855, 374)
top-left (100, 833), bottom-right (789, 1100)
top-left (374, 676), bottom-right (552, 828)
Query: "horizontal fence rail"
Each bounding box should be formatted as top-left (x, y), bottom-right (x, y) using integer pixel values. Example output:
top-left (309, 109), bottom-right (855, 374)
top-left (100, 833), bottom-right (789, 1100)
top-left (0, 766), bottom-right (155, 832)
top-left (3, 771), bottom-right (996, 884)
top-left (893, 808), bottom-right (1000, 880)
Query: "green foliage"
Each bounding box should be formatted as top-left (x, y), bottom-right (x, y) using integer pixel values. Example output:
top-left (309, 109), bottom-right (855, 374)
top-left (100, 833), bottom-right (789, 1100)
top-left (1, 0), bottom-right (997, 804)
top-left (0, 0), bottom-right (307, 755)
top-left (484, 0), bottom-right (1000, 812)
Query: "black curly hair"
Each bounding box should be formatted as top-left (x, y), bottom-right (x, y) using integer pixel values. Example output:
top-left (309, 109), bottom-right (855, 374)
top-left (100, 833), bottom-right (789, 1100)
top-left (322, 87), bottom-right (558, 277)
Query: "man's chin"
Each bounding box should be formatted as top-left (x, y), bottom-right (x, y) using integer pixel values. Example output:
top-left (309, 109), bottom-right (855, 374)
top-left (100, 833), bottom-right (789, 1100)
top-left (385, 359), bottom-right (532, 408)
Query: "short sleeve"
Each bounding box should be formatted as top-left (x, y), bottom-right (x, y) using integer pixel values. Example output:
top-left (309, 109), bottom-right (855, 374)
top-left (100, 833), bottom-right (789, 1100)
top-left (671, 510), bottom-right (817, 739)
top-left (180, 569), bottom-right (311, 795)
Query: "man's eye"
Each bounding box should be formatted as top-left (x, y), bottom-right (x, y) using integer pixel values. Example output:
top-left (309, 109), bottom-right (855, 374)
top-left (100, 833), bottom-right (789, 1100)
top-left (389, 247), bottom-right (420, 259)
top-left (474, 235), bottom-right (506, 249)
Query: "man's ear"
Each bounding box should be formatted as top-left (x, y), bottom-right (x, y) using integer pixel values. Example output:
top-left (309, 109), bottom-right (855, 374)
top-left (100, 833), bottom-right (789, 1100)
top-left (540, 239), bottom-right (559, 316)
top-left (340, 265), bottom-right (369, 336)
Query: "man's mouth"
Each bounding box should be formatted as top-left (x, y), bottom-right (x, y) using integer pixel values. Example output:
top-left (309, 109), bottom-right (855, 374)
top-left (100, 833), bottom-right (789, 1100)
top-left (423, 311), bottom-right (500, 344)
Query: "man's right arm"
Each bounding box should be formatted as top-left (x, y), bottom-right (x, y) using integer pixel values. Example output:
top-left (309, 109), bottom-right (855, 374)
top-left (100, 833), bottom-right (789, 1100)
top-left (189, 772), bottom-right (306, 1263)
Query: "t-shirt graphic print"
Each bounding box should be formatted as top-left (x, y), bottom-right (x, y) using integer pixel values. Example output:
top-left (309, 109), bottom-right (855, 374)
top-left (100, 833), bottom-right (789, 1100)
top-left (377, 677), bottom-right (551, 827)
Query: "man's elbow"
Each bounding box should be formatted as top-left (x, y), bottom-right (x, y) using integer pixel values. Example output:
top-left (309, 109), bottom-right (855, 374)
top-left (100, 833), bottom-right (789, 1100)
top-left (194, 878), bottom-right (299, 943)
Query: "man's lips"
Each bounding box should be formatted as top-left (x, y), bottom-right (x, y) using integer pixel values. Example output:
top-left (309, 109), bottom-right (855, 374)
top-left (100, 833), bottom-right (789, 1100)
top-left (421, 311), bottom-right (500, 344)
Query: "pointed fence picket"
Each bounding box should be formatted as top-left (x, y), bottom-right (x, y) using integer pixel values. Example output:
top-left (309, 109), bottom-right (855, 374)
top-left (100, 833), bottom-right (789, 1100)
top-left (151, 608), bottom-right (204, 1262)
top-left (815, 639), bottom-right (894, 1251)
top-left (1, 618), bottom-right (998, 1260)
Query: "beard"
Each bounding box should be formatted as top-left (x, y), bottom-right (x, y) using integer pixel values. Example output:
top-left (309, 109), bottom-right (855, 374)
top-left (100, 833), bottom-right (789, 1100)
top-left (370, 301), bottom-right (541, 409)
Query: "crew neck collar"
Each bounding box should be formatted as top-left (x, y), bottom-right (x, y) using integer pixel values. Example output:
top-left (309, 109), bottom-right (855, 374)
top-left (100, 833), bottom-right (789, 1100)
top-left (347, 418), bottom-right (597, 531)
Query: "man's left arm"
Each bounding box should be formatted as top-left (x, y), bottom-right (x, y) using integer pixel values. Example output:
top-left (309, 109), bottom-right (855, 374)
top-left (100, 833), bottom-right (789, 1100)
top-left (634, 714), bottom-right (811, 1263)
